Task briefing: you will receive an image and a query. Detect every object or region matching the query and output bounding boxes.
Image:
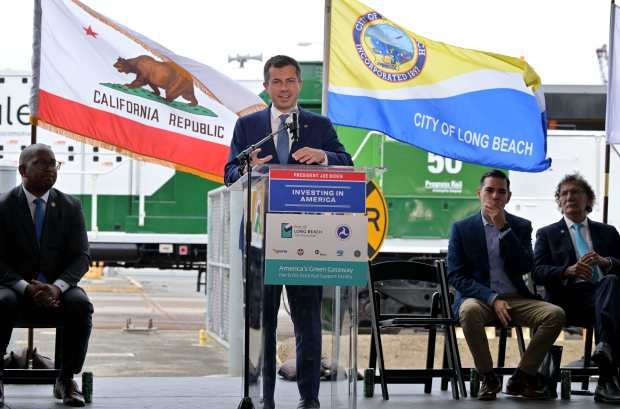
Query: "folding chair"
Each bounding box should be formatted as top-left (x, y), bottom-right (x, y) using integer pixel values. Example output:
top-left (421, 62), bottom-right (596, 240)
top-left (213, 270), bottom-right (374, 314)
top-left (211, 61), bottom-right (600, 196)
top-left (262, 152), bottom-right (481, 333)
top-left (531, 286), bottom-right (598, 398)
top-left (450, 323), bottom-right (527, 397)
top-left (366, 259), bottom-right (467, 400)
top-left (558, 322), bottom-right (597, 399)
top-left (4, 315), bottom-right (63, 384)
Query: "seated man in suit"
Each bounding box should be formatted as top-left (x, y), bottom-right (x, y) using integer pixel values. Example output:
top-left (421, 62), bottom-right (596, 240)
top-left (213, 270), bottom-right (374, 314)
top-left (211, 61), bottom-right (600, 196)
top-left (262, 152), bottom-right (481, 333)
top-left (448, 169), bottom-right (565, 400)
top-left (533, 173), bottom-right (620, 404)
top-left (224, 55), bottom-right (352, 409)
top-left (0, 144), bottom-right (93, 407)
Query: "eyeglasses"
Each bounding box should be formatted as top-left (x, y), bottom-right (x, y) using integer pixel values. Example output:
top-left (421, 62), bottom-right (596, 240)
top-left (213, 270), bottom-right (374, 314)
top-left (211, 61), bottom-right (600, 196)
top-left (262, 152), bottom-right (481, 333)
top-left (559, 188), bottom-right (585, 197)
top-left (31, 159), bottom-right (62, 170)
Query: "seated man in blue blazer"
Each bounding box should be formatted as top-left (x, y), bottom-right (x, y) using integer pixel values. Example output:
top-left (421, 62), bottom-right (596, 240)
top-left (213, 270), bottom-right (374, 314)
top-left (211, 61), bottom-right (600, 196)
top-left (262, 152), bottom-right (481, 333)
top-left (448, 169), bottom-right (565, 400)
top-left (224, 55), bottom-right (352, 409)
top-left (533, 173), bottom-right (620, 404)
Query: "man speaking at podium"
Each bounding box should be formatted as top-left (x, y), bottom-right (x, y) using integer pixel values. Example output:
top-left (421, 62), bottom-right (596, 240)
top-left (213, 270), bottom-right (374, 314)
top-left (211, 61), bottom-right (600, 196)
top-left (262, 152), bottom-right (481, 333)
top-left (225, 55), bottom-right (352, 409)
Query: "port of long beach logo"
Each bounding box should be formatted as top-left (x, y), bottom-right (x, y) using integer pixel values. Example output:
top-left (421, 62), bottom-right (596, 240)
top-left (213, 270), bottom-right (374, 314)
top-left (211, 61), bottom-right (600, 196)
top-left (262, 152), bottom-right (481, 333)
top-left (353, 11), bottom-right (426, 83)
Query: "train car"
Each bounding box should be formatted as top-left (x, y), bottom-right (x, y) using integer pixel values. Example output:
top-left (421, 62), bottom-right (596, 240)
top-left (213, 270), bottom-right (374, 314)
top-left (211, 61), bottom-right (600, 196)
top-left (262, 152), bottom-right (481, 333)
top-left (1, 67), bottom-right (617, 279)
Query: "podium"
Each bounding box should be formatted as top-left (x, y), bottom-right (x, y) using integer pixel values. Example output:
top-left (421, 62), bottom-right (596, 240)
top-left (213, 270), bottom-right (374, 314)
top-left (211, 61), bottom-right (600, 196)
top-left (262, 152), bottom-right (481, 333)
top-left (229, 164), bottom-right (370, 409)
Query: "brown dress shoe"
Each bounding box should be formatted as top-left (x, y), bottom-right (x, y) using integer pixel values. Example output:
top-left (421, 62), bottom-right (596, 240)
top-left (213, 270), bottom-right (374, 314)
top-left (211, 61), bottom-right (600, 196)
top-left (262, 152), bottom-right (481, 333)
top-left (54, 378), bottom-right (85, 407)
top-left (478, 372), bottom-right (501, 400)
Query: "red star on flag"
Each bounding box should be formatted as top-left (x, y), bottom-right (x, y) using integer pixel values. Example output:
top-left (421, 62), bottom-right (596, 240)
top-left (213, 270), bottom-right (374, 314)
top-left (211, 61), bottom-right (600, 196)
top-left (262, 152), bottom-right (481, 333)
top-left (83, 25), bottom-right (98, 38)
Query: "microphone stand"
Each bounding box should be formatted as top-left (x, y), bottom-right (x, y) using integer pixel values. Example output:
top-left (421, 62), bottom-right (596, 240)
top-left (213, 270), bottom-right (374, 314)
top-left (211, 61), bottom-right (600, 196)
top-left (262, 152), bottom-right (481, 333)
top-left (237, 121), bottom-right (294, 409)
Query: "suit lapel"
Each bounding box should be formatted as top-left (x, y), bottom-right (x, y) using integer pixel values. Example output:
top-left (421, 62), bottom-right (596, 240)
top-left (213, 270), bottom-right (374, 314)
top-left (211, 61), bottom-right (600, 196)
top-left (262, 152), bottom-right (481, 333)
top-left (556, 218), bottom-right (577, 264)
top-left (259, 107), bottom-right (278, 163)
top-left (289, 108), bottom-right (306, 156)
top-left (588, 218), bottom-right (604, 254)
top-left (472, 213), bottom-right (490, 275)
top-left (15, 187), bottom-right (38, 251)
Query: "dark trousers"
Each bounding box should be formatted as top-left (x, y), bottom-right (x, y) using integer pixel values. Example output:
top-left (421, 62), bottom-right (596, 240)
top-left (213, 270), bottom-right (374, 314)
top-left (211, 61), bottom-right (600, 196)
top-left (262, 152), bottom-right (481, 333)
top-left (0, 286), bottom-right (93, 377)
top-left (262, 284), bottom-right (322, 402)
top-left (563, 275), bottom-right (620, 365)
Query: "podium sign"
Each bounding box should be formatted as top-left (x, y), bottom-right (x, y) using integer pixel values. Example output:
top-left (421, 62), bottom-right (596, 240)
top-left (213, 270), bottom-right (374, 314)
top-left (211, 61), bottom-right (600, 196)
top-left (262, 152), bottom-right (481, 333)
top-left (264, 213), bottom-right (367, 285)
top-left (227, 164), bottom-right (370, 408)
top-left (268, 168), bottom-right (366, 213)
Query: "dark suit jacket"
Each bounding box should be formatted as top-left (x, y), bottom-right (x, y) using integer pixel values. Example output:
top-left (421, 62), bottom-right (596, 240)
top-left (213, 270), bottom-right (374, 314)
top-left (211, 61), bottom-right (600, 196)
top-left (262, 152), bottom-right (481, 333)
top-left (224, 106), bottom-right (353, 185)
top-left (448, 211), bottom-right (536, 314)
top-left (0, 186), bottom-right (90, 287)
top-left (533, 217), bottom-right (620, 307)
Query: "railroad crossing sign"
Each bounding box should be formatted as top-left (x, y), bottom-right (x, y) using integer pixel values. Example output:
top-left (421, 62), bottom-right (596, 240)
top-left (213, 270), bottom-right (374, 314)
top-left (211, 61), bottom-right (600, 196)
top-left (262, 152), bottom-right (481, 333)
top-left (366, 180), bottom-right (388, 260)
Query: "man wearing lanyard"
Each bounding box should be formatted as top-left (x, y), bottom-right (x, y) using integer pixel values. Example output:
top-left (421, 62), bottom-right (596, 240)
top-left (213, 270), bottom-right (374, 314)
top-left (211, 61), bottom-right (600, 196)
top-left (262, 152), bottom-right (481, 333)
top-left (0, 144), bottom-right (92, 407)
top-left (224, 55), bottom-right (352, 409)
top-left (534, 173), bottom-right (620, 404)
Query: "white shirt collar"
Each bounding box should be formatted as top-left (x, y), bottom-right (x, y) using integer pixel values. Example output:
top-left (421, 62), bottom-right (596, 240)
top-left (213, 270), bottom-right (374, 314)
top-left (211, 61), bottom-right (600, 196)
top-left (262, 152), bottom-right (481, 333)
top-left (480, 210), bottom-right (494, 226)
top-left (564, 215), bottom-right (588, 229)
top-left (271, 105), bottom-right (298, 121)
top-left (22, 185), bottom-right (50, 205)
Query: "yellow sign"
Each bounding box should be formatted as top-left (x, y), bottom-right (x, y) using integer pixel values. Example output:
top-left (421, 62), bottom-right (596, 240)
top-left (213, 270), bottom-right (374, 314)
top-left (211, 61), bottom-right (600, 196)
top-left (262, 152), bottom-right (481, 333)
top-left (366, 180), bottom-right (388, 260)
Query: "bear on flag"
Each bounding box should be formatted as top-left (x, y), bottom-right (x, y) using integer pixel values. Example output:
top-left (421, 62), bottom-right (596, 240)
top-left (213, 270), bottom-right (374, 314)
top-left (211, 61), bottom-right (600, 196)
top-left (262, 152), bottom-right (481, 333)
top-left (31, 0), bottom-right (266, 182)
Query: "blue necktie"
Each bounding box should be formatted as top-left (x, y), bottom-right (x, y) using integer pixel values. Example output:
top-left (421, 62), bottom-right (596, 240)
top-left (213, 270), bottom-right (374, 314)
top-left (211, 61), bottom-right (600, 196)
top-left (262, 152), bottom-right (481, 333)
top-left (34, 198), bottom-right (47, 282)
top-left (276, 114), bottom-right (289, 164)
top-left (34, 198), bottom-right (45, 242)
top-left (572, 223), bottom-right (600, 282)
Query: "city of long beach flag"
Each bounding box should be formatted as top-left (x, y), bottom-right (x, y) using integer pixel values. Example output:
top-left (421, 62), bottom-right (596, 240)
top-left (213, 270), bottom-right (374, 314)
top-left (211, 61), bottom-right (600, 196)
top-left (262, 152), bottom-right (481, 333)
top-left (31, 0), bottom-right (266, 182)
top-left (607, 1), bottom-right (620, 144)
top-left (327, 0), bottom-right (550, 172)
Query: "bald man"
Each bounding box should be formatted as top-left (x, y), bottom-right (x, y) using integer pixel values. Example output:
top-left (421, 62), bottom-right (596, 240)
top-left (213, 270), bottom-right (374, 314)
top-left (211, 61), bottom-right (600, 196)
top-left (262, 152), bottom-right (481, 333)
top-left (0, 144), bottom-right (92, 407)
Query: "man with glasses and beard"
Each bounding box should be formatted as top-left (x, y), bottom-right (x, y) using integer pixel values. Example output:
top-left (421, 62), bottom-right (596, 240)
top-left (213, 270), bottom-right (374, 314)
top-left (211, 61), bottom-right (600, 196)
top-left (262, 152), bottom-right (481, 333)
top-left (0, 144), bottom-right (92, 407)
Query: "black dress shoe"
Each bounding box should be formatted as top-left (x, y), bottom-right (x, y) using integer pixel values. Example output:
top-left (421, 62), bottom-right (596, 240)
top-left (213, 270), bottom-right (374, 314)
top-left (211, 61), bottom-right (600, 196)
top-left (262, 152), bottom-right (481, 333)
top-left (595, 379), bottom-right (620, 404)
top-left (0, 379), bottom-right (4, 406)
top-left (592, 342), bottom-right (614, 371)
top-left (53, 378), bottom-right (85, 407)
top-left (478, 372), bottom-right (501, 400)
top-left (261, 397), bottom-right (275, 409)
top-left (505, 369), bottom-right (547, 399)
top-left (297, 398), bottom-right (320, 409)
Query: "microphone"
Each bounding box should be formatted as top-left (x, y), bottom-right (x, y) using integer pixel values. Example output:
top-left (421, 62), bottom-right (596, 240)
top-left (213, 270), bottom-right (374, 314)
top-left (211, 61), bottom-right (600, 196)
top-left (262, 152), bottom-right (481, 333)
top-left (289, 112), bottom-right (299, 142)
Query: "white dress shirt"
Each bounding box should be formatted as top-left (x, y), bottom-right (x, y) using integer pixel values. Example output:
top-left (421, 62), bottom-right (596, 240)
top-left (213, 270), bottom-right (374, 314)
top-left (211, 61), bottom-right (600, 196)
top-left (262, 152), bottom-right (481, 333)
top-left (14, 186), bottom-right (70, 294)
top-left (270, 106), bottom-right (328, 165)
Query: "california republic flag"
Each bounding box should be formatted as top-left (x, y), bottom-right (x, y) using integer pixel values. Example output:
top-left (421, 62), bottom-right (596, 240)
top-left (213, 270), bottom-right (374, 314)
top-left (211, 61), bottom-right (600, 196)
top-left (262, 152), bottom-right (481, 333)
top-left (30, 0), bottom-right (265, 182)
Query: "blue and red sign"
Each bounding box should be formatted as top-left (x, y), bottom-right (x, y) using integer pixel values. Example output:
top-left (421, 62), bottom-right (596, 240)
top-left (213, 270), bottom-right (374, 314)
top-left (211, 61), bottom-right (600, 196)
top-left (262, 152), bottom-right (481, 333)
top-left (268, 168), bottom-right (366, 213)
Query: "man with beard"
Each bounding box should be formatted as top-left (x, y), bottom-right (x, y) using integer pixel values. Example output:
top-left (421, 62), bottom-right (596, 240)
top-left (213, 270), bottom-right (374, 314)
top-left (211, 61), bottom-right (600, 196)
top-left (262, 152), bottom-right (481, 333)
top-left (0, 144), bottom-right (92, 407)
top-left (448, 169), bottom-right (565, 400)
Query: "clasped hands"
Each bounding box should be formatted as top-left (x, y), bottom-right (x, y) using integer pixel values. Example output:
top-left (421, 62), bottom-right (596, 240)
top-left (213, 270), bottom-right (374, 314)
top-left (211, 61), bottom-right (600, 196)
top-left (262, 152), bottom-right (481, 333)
top-left (564, 251), bottom-right (611, 280)
top-left (240, 147), bottom-right (326, 174)
top-left (25, 280), bottom-right (61, 308)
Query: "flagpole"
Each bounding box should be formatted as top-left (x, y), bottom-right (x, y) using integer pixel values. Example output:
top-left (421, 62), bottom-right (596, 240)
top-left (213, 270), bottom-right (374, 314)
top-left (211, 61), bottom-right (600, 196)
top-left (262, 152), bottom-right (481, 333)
top-left (30, 121), bottom-right (37, 145)
top-left (322, 0), bottom-right (332, 116)
top-left (604, 0), bottom-right (616, 224)
top-left (30, 0), bottom-right (43, 145)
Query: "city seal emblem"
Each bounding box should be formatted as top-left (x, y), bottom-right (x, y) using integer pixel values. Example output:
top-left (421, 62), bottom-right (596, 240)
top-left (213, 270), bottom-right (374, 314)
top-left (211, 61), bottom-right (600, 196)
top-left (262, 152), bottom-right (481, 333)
top-left (353, 11), bottom-right (426, 83)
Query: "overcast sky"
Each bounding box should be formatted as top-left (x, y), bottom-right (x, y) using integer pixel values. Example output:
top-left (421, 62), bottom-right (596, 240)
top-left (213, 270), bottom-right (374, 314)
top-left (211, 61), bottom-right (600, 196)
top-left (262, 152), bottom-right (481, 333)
top-left (0, 0), bottom-right (612, 85)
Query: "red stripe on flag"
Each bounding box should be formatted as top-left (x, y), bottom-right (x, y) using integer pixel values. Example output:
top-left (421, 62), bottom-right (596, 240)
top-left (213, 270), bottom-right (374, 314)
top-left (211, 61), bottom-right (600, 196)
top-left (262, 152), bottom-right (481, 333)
top-left (38, 90), bottom-right (230, 178)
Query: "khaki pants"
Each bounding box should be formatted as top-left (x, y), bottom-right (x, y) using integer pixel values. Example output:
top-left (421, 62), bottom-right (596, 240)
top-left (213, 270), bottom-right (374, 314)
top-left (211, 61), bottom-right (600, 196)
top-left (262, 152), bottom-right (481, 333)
top-left (459, 295), bottom-right (565, 375)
